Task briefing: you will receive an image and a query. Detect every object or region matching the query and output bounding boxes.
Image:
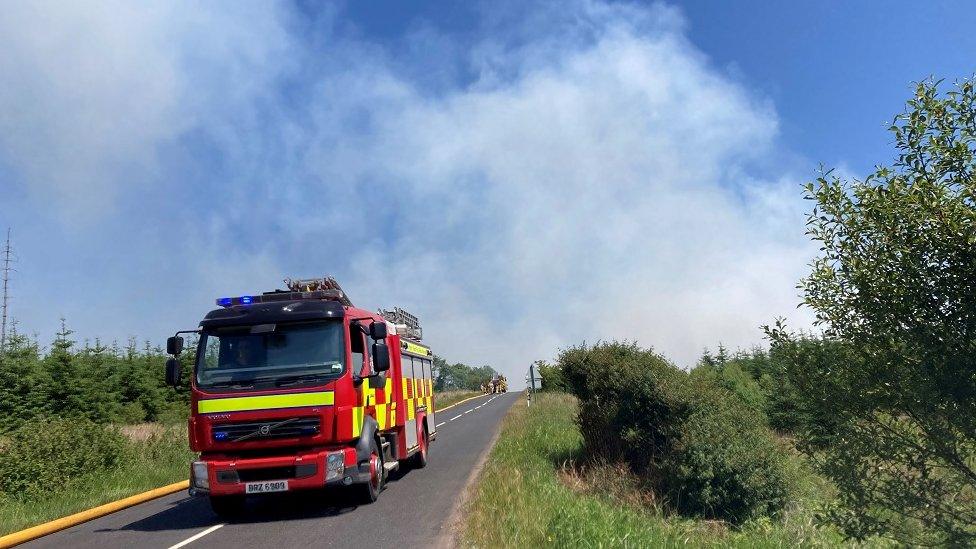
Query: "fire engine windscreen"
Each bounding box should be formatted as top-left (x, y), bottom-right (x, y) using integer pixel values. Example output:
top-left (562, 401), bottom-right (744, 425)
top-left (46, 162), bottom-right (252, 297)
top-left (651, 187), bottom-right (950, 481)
top-left (196, 321), bottom-right (345, 390)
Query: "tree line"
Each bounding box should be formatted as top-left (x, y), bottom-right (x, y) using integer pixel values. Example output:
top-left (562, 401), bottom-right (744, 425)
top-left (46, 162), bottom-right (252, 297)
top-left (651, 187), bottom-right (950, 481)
top-left (432, 356), bottom-right (497, 392)
top-left (0, 321), bottom-right (188, 431)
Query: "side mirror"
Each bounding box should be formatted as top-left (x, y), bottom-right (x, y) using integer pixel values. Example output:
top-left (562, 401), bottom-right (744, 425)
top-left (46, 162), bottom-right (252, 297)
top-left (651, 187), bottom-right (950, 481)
top-left (165, 357), bottom-right (183, 387)
top-left (371, 342), bottom-right (390, 372)
top-left (368, 372), bottom-right (386, 389)
top-left (166, 336), bottom-right (184, 356)
top-left (369, 321), bottom-right (387, 340)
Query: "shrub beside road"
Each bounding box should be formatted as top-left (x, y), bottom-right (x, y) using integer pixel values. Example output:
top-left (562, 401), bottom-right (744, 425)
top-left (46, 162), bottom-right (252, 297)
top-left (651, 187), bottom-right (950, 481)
top-left (463, 392), bottom-right (848, 548)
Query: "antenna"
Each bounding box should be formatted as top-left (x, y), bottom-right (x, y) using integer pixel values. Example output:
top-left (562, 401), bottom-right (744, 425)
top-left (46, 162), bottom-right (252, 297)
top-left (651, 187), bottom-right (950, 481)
top-left (1, 228), bottom-right (12, 351)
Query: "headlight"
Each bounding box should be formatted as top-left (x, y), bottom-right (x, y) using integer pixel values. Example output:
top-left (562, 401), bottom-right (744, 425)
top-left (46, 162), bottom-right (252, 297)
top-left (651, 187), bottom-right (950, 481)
top-left (192, 461), bottom-right (209, 490)
top-left (326, 452), bottom-right (344, 481)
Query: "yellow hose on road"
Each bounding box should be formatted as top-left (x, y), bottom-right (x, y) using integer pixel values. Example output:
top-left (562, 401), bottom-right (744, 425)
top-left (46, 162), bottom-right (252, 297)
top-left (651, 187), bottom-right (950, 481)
top-left (0, 480), bottom-right (189, 548)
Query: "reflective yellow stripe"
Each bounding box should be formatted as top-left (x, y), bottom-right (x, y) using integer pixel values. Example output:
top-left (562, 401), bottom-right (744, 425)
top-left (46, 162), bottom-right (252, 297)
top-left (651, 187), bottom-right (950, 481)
top-left (376, 403), bottom-right (387, 430)
top-left (198, 391), bottom-right (334, 413)
top-left (352, 406), bottom-right (363, 437)
top-left (403, 341), bottom-right (429, 356)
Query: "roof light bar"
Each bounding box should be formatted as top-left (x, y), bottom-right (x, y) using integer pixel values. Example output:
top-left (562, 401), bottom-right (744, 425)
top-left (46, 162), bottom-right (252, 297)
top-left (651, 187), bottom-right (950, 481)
top-left (215, 289), bottom-right (345, 308)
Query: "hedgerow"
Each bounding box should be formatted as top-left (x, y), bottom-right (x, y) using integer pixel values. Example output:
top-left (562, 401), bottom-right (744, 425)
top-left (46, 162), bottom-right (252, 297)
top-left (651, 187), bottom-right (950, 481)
top-left (557, 341), bottom-right (794, 523)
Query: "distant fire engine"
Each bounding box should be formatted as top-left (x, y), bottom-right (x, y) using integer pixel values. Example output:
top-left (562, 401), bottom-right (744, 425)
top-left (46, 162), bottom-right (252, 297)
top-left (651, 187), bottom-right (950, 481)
top-left (164, 277), bottom-right (436, 516)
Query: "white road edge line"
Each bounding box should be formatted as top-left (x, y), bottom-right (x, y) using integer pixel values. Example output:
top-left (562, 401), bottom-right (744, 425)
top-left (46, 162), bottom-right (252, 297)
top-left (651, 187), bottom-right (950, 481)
top-left (167, 524), bottom-right (225, 549)
top-left (475, 405), bottom-right (483, 409)
top-left (450, 414), bottom-right (462, 421)
top-left (435, 422), bottom-right (445, 428)
top-left (464, 409), bottom-right (473, 414)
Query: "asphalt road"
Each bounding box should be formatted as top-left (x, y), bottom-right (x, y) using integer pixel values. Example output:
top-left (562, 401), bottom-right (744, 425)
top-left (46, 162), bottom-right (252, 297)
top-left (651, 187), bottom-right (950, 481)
top-left (26, 392), bottom-right (518, 549)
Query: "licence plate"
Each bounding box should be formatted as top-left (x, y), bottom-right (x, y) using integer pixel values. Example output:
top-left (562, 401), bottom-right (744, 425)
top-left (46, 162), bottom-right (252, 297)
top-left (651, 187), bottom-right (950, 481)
top-left (245, 480), bottom-right (288, 494)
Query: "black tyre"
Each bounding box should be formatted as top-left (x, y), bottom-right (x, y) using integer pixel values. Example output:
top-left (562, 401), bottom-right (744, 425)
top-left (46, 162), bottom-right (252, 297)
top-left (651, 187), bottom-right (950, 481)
top-left (358, 437), bottom-right (383, 504)
top-left (413, 426), bottom-right (429, 469)
top-left (209, 494), bottom-right (246, 518)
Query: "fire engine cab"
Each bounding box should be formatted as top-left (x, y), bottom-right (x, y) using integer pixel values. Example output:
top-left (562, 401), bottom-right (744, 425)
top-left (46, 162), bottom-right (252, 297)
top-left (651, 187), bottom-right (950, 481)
top-left (164, 277), bottom-right (436, 516)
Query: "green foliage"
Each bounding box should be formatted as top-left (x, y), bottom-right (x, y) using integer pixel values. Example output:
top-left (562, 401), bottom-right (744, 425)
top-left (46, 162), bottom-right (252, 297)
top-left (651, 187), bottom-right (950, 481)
top-left (691, 346), bottom-right (805, 434)
top-left (0, 424), bottom-right (194, 535)
top-left (464, 393), bottom-right (846, 548)
top-left (558, 341), bottom-right (794, 523)
top-left (662, 376), bottom-right (792, 523)
top-left (770, 78), bottom-right (976, 545)
top-left (536, 360), bottom-right (567, 392)
top-left (0, 331), bottom-right (47, 427)
top-left (0, 417), bottom-right (127, 499)
top-left (432, 355), bottom-right (497, 391)
top-left (0, 320), bottom-right (188, 432)
top-left (691, 350), bottom-right (767, 416)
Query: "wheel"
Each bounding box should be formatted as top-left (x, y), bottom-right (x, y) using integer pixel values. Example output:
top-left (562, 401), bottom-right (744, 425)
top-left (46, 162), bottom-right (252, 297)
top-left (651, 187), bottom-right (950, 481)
top-left (209, 494), bottom-right (245, 518)
top-left (358, 437), bottom-right (383, 504)
top-left (413, 426), bottom-right (429, 469)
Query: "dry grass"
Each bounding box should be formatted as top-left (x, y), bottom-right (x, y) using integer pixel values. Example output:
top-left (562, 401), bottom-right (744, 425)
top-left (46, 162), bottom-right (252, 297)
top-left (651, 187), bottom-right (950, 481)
top-left (434, 390), bottom-right (484, 410)
top-left (118, 423), bottom-right (164, 442)
top-left (557, 460), bottom-right (663, 513)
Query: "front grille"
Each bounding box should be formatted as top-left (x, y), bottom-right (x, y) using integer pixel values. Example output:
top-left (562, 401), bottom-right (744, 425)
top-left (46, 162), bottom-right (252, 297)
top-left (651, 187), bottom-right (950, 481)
top-left (230, 464), bottom-right (317, 483)
top-left (212, 417), bottom-right (320, 443)
top-left (238, 466), bottom-right (296, 482)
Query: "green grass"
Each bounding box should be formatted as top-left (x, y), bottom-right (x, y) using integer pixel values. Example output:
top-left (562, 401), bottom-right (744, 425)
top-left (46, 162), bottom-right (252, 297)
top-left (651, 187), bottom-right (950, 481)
top-left (435, 390), bottom-right (486, 411)
top-left (462, 393), bottom-right (869, 548)
top-left (0, 425), bottom-right (193, 535)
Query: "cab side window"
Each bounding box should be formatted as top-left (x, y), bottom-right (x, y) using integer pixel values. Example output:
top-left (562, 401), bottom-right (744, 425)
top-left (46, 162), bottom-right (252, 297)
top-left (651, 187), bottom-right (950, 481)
top-left (350, 326), bottom-right (368, 376)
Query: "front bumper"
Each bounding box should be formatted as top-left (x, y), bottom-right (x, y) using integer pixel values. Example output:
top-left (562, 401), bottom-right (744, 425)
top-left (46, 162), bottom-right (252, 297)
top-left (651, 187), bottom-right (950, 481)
top-left (190, 446), bottom-right (368, 496)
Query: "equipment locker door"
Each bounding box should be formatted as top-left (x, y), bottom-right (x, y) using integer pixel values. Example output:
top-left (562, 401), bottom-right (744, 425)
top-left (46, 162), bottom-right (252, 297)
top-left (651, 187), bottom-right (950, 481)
top-left (405, 355), bottom-right (418, 448)
top-left (422, 358), bottom-right (434, 432)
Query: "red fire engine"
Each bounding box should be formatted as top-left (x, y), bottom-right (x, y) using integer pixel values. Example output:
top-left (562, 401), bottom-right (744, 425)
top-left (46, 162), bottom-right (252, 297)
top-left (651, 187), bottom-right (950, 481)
top-left (164, 277), bottom-right (436, 516)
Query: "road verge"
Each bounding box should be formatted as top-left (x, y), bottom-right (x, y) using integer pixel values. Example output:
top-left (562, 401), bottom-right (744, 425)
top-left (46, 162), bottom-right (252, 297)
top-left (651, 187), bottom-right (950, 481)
top-left (440, 394), bottom-right (511, 548)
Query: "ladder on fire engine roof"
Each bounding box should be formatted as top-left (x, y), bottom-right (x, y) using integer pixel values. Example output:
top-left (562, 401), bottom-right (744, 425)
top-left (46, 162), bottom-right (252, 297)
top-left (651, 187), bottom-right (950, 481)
top-left (282, 276), bottom-right (353, 307)
top-left (379, 306), bottom-right (423, 341)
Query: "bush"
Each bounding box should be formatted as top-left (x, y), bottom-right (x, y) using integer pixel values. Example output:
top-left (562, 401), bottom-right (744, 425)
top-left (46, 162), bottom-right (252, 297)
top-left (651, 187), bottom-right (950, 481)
top-left (692, 346), bottom-right (809, 436)
top-left (558, 341), bottom-right (793, 523)
top-left (560, 342), bottom-right (684, 466)
top-left (662, 376), bottom-right (792, 523)
top-left (690, 360), bottom-right (767, 416)
top-left (536, 360), bottom-right (568, 392)
top-left (155, 401), bottom-right (189, 425)
top-left (0, 417), bottom-right (128, 498)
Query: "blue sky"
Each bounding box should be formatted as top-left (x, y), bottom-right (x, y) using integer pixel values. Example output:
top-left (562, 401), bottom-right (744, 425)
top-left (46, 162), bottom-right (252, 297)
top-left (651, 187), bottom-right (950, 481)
top-left (0, 1), bottom-right (972, 382)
